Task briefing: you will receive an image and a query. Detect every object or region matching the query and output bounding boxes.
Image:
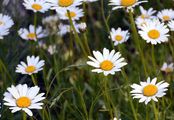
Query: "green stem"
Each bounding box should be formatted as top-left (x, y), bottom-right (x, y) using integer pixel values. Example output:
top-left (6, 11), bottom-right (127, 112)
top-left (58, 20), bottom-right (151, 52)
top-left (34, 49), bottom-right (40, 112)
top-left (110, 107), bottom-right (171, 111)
top-left (128, 11), bottom-right (148, 77)
top-left (151, 45), bottom-right (156, 73)
top-left (23, 112), bottom-right (27, 120)
top-left (31, 74), bottom-right (37, 85)
top-left (34, 13), bottom-right (37, 36)
top-left (67, 10), bottom-right (88, 57)
top-left (83, 32), bottom-right (92, 56)
top-left (152, 101), bottom-right (158, 120)
top-left (101, 0), bottom-right (114, 49)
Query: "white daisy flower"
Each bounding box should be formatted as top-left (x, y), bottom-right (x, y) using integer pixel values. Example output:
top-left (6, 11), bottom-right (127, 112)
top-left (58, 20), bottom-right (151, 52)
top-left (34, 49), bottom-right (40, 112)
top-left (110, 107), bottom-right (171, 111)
top-left (0, 27), bottom-right (10, 39)
top-left (168, 20), bottom-right (174, 31)
top-left (135, 17), bottom-right (151, 29)
top-left (18, 25), bottom-right (47, 41)
top-left (130, 77), bottom-right (169, 105)
top-left (161, 62), bottom-right (173, 73)
top-left (110, 28), bottom-right (130, 46)
top-left (3, 84), bottom-right (45, 116)
top-left (46, 0), bottom-right (83, 11)
top-left (157, 9), bottom-right (174, 22)
top-left (16, 56), bottom-right (45, 75)
top-left (83, 0), bottom-right (98, 3)
top-left (57, 7), bottom-right (84, 21)
top-left (138, 19), bottom-right (170, 45)
top-left (87, 48), bottom-right (127, 76)
top-left (109, 0), bottom-right (147, 11)
top-left (23, 0), bottom-right (50, 13)
top-left (0, 14), bottom-right (14, 29)
top-left (138, 6), bottom-right (156, 19)
top-left (78, 22), bottom-right (87, 31)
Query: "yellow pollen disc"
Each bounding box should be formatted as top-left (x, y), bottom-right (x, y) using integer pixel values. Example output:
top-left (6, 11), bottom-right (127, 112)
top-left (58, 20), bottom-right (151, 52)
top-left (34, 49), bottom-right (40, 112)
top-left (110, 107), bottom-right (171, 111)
top-left (27, 33), bottom-right (36, 39)
top-left (25, 66), bottom-right (36, 73)
top-left (148, 29), bottom-right (160, 39)
top-left (32, 4), bottom-right (42, 11)
top-left (0, 21), bottom-right (4, 25)
top-left (163, 16), bottom-right (170, 21)
top-left (143, 84), bottom-right (158, 97)
top-left (66, 11), bottom-right (76, 18)
top-left (121, 0), bottom-right (136, 7)
top-left (58, 0), bottom-right (74, 7)
top-left (16, 97), bottom-right (31, 108)
top-left (100, 60), bottom-right (114, 71)
top-left (165, 67), bottom-right (173, 73)
top-left (141, 14), bottom-right (149, 19)
top-left (115, 35), bottom-right (123, 41)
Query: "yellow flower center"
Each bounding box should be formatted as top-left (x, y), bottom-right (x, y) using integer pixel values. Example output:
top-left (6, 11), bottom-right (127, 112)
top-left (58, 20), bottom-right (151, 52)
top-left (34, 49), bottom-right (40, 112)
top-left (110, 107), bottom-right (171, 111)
top-left (121, 0), bottom-right (136, 7)
top-left (115, 35), bottom-right (123, 41)
top-left (148, 29), bottom-right (160, 39)
top-left (100, 60), bottom-right (114, 71)
top-left (165, 67), bottom-right (173, 73)
top-left (32, 4), bottom-right (42, 11)
top-left (58, 0), bottom-right (74, 7)
top-left (0, 21), bottom-right (4, 25)
top-left (66, 11), bottom-right (76, 18)
top-left (141, 14), bottom-right (149, 19)
top-left (27, 33), bottom-right (36, 39)
top-left (25, 66), bottom-right (36, 73)
top-left (143, 84), bottom-right (158, 97)
top-left (163, 16), bottom-right (170, 21)
top-left (16, 97), bottom-right (31, 108)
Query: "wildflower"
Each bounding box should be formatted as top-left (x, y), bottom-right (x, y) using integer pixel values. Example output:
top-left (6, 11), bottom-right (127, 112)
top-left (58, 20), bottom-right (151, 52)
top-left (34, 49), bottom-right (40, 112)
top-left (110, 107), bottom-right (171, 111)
top-left (47, 0), bottom-right (83, 11)
top-left (138, 6), bottom-right (156, 19)
top-left (138, 19), bottom-right (169, 45)
top-left (110, 28), bottom-right (130, 46)
top-left (130, 77), bottom-right (169, 104)
top-left (3, 84), bottom-right (45, 116)
top-left (87, 48), bottom-right (127, 76)
top-left (23, 0), bottom-right (50, 13)
top-left (135, 17), bottom-right (151, 29)
top-left (109, 0), bottom-right (147, 11)
top-left (161, 62), bottom-right (173, 73)
top-left (168, 20), bottom-right (174, 31)
top-left (18, 25), bottom-right (47, 41)
top-left (57, 7), bottom-right (84, 21)
top-left (157, 9), bottom-right (174, 22)
top-left (16, 56), bottom-right (45, 75)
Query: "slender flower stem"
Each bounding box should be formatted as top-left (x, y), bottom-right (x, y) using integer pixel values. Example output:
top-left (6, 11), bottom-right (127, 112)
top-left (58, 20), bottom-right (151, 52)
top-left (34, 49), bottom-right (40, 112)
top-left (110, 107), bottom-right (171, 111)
top-left (101, 0), bottom-right (114, 49)
top-left (34, 13), bottom-right (37, 36)
top-left (67, 10), bottom-right (88, 57)
top-left (31, 74), bottom-right (37, 85)
top-left (23, 112), bottom-right (27, 120)
top-left (128, 11), bottom-right (148, 77)
top-left (152, 101), bottom-right (158, 120)
top-left (83, 32), bottom-right (92, 56)
top-left (151, 45), bottom-right (156, 73)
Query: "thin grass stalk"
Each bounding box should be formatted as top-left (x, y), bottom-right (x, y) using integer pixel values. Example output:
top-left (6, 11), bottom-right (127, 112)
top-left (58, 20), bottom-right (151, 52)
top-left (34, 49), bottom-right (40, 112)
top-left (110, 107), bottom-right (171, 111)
top-left (121, 71), bottom-right (138, 120)
top-left (100, 0), bottom-right (114, 49)
top-left (128, 11), bottom-right (148, 77)
top-left (151, 45), bottom-right (157, 73)
top-left (67, 10), bottom-right (89, 57)
top-left (83, 32), bottom-right (92, 56)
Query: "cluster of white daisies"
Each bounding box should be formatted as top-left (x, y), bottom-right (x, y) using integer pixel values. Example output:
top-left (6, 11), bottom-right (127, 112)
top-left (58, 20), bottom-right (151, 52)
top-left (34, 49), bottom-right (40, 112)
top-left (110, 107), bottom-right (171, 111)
top-left (1, 0), bottom-right (174, 118)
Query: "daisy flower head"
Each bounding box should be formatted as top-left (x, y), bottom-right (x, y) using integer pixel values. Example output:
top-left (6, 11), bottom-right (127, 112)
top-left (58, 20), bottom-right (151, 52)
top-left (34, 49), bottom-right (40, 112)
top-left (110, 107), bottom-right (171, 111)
top-left (157, 9), bottom-right (174, 22)
top-left (161, 62), bottom-right (173, 74)
top-left (138, 6), bottom-right (156, 19)
top-left (23, 0), bottom-right (50, 13)
top-left (0, 27), bottom-right (10, 39)
top-left (110, 27), bottom-right (130, 46)
top-left (46, 0), bottom-right (83, 11)
top-left (109, 0), bottom-right (147, 12)
top-left (0, 14), bottom-right (14, 29)
top-left (16, 56), bottom-right (45, 75)
top-left (57, 7), bottom-right (84, 21)
top-left (130, 77), bottom-right (169, 105)
top-left (138, 19), bottom-right (170, 45)
top-left (18, 25), bottom-right (47, 41)
top-left (135, 17), bottom-right (151, 29)
top-left (3, 84), bottom-right (45, 116)
top-left (168, 20), bottom-right (174, 31)
top-left (87, 48), bottom-right (127, 76)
